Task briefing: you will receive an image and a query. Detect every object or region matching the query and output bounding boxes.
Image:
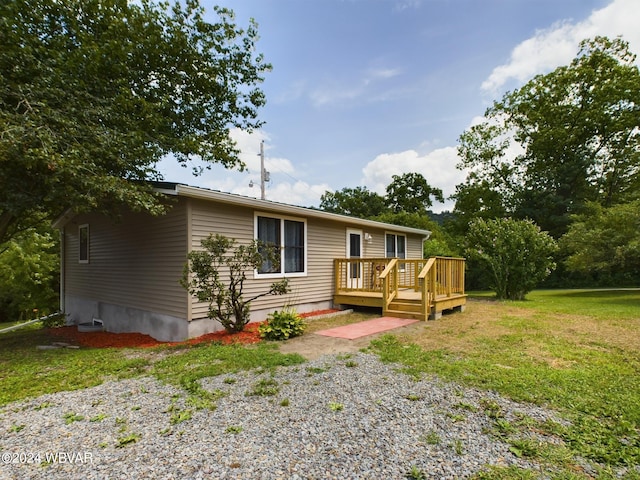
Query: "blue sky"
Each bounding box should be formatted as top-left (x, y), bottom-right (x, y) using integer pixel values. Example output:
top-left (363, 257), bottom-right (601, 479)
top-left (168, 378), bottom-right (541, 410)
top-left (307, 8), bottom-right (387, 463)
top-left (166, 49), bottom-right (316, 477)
top-left (158, 0), bottom-right (639, 212)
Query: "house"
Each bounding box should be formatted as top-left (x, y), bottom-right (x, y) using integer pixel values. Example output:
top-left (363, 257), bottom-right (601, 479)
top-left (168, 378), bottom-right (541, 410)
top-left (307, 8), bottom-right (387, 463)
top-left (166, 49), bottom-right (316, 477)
top-left (54, 183), bottom-right (465, 342)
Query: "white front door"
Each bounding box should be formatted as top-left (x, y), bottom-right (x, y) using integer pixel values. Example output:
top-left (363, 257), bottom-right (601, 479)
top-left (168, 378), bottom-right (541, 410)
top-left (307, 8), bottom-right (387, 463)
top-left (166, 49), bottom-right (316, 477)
top-left (346, 229), bottom-right (363, 288)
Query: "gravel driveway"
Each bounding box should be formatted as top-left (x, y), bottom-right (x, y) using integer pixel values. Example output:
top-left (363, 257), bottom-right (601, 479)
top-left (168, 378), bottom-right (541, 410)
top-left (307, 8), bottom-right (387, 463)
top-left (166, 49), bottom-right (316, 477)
top-left (1, 352), bottom-right (566, 479)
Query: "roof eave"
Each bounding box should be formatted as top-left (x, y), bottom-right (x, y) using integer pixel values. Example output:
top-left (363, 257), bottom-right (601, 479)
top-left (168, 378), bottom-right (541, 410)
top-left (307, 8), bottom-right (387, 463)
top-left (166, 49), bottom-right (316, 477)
top-left (173, 184), bottom-right (432, 237)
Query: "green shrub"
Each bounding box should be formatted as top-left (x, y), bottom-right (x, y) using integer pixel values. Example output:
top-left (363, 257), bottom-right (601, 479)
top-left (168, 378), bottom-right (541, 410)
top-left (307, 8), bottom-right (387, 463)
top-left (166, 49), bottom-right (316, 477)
top-left (258, 310), bottom-right (306, 341)
top-left (465, 218), bottom-right (557, 300)
top-left (181, 234), bottom-right (290, 333)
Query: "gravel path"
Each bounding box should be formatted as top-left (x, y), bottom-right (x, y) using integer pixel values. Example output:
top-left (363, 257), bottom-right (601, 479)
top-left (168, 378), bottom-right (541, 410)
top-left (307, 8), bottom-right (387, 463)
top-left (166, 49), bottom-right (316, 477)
top-left (0, 352), bottom-right (566, 479)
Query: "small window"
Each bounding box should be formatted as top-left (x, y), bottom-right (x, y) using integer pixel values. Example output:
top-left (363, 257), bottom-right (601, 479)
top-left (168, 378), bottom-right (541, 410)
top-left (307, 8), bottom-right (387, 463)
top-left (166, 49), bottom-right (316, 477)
top-left (385, 233), bottom-right (406, 259)
top-left (79, 224), bottom-right (89, 263)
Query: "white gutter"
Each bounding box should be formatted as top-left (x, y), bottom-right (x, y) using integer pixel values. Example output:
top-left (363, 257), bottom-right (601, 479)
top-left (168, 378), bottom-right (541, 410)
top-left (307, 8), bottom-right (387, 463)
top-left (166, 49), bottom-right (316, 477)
top-left (59, 227), bottom-right (65, 315)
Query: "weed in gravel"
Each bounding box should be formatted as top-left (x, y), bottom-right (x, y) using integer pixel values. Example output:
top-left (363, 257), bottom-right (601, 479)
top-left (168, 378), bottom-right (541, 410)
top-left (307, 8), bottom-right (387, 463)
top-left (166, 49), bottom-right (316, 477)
top-left (170, 409), bottom-right (192, 425)
top-left (405, 464), bottom-right (427, 479)
top-left (454, 401), bottom-right (478, 412)
top-left (473, 465), bottom-right (538, 479)
top-left (63, 412), bottom-right (84, 424)
top-left (422, 430), bottom-right (441, 445)
top-left (306, 366), bottom-right (328, 375)
top-left (446, 412), bottom-right (466, 423)
top-left (116, 433), bottom-right (140, 448)
top-left (246, 378), bottom-right (279, 397)
top-left (480, 399), bottom-right (503, 419)
top-left (34, 402), bottom-right (53, 411)
top-left (453, 439), bottom-right (465, 455)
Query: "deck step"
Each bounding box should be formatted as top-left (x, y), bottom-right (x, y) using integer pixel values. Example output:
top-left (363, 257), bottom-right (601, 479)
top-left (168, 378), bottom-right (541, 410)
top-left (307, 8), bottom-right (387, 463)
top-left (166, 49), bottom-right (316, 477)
top-left (384, 309), bottom-right (426, 321)
top-left (388, 299), bottom-right (426, 311)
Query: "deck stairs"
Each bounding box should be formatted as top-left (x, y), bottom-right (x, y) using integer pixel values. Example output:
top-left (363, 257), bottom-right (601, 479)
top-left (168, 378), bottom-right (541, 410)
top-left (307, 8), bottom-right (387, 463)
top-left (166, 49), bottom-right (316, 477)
top-left (334, 257), bottom-right (467, 321)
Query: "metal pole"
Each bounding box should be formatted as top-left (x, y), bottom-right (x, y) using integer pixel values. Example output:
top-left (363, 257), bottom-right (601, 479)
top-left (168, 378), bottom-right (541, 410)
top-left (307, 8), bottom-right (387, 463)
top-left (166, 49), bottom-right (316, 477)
top-left (260, 140), bottom-right (265, 200)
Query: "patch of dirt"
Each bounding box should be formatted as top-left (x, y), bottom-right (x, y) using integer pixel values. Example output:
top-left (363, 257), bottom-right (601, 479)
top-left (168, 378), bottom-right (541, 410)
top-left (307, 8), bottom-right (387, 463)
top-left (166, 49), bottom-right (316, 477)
top-left (278, 316), bottom-right (427, 360)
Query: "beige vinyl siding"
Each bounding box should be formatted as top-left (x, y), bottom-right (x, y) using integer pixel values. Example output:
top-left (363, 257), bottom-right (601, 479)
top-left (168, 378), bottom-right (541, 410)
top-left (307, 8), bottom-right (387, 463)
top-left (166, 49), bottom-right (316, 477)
top-left (189, 199), bottom-right (343, 319)
top-left (189, 201), bottom-right (352, 319)
top-left (357, 228), bottom-right (425, 259)
top-left (188, 197), bottom-right (427, 320)
top-left (407, 233), bottom-right (425, 258)
top-left (64, 202), bottom-right (188, 318)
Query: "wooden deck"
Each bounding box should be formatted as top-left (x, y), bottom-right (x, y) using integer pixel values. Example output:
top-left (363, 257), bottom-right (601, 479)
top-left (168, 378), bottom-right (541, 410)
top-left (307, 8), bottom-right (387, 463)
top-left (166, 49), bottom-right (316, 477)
top-left (334, 257), bottom-right (467, 321)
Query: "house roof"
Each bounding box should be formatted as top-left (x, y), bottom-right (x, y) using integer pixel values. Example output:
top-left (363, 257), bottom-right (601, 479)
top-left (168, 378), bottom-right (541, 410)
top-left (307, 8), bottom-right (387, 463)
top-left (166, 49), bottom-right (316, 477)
top-left (163, 183), bottom-right (432, 238)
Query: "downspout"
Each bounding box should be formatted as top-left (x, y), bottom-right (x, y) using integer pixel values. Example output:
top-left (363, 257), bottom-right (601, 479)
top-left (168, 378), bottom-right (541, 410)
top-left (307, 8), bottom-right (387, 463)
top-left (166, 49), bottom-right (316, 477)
top-left (422, 232), bottom-right (431, 259)
top-left (59, 227), bottom-right (65, 318)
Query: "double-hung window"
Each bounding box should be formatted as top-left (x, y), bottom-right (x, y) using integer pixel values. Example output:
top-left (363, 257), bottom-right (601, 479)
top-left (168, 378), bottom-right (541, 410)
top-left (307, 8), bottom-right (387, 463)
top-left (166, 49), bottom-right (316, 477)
top-left (255, 214), bottom-right (306, 277)
top-left (385, 233), bottom-right (406, 259)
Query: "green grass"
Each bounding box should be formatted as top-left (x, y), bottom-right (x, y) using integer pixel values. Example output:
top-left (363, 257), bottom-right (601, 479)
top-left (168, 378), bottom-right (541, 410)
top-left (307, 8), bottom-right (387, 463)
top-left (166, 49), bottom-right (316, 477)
top-left (0, 327), bottom-right (305, 407)
top-left (0, 329), bottom-right (151, 406)
top-left (151, 342), bottom-right (304, 396)
top-left (471, 288), bottom-right (640, 320)
top-left (371, 289), bottom-right (640, 478)
top-left (2, 290), bottom-right (639, 479)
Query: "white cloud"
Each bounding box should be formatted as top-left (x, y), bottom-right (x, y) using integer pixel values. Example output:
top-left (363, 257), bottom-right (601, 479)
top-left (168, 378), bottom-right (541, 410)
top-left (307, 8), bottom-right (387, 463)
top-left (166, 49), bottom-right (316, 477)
top-left (482, 0), bottom-right (640, 94)
top-left (265, 181), bottom-right (331, 206)
top-left (203, 129), bottom-right (329, 207)
top-left (156, 128), bottom-right (330, 207)
top-left (360, 146), bottom-right (467, 212)
top-left (366, 67), bottom-right (402, 82)
top-left (309, 65), bottom-right (402, 107)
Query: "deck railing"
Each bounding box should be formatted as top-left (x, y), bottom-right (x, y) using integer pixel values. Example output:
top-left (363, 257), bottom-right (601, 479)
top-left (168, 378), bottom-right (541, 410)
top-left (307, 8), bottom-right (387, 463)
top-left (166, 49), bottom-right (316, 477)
top-left (334, 256), bottom-right (466, 312)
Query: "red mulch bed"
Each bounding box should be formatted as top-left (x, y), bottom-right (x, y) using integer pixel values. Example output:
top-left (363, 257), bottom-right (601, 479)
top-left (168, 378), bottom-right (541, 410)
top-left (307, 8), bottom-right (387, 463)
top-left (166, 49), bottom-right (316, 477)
top-left (48, 309), bottom-right (341, 349)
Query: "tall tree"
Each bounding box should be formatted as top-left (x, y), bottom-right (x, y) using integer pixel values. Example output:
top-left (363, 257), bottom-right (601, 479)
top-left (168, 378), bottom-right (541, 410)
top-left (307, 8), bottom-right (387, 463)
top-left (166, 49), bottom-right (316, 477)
top-left (0, 0), bottom-right (270, 245)
top-left (385, 172), bottom-right (444, 214)
top-left (561, 200), bottom-right (640, 280)
top-left (319, 186), bottom-right (388, 218)
top-left (457, 36), bottom-right (640, 238)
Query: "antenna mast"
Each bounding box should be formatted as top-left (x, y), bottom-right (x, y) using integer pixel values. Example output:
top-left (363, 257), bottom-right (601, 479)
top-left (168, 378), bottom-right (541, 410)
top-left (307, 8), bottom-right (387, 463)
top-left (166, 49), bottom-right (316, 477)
top-left (259, 140), bottom-right (266, 200)
top-left (250, 140), bottom-right (270, 199)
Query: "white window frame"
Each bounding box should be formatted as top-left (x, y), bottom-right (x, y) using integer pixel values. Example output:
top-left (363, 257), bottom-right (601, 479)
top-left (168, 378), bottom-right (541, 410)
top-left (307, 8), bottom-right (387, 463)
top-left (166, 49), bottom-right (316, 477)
top-left (385, 232), bottom-right (407, 259)
top-left (78, 224), bottom-right (89, 264)
top-left (254, 212), bottom-right (307, 279)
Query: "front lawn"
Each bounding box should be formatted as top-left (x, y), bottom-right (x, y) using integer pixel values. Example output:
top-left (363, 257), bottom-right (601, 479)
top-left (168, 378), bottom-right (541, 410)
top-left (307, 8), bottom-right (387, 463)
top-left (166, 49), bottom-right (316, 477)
top-left (2, 289), bottom-right (638, 478)
top-left (371, 289), bottom-right (640, 478)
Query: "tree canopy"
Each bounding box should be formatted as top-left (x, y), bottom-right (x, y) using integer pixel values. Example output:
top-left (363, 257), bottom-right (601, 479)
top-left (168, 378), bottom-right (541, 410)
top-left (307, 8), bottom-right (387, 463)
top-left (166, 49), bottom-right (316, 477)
top-left (0, 0), bottom-right (270, 245)
top-left (456, 36), bottom-right (640, 238)
top-left (319, 186), bottom-right (387, 218)
top-left (320, 172), bottom-right (444, 219)
top-left (561, 200), bottom-right (640, 280)
top-left (385, 173), bottom-right (444, 215)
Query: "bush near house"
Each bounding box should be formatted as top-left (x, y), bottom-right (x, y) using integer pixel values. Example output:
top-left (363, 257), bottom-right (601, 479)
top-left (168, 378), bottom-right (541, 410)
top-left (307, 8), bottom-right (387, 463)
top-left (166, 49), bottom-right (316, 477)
top-left (258, 309), bottom-right (307, 341)
top-left (181, 234), bottom-right (290, 333)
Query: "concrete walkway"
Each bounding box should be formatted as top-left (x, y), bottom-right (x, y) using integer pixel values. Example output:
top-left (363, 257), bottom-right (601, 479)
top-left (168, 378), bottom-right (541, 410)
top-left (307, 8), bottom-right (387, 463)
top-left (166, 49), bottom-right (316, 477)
top-left (314, 317), bottom-right (419, 340)
top-left (278, 316), bottom-right (426, 360)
